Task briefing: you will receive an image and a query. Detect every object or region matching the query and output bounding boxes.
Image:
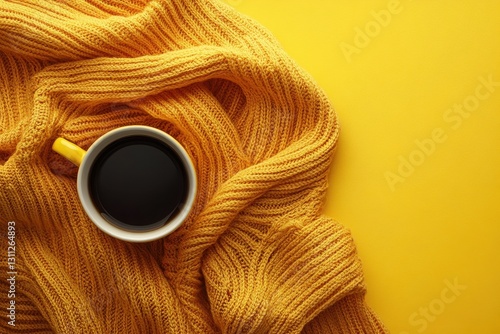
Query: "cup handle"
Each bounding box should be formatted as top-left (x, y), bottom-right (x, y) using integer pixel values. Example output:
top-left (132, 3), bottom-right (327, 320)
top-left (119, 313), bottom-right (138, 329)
top-left (52, 138), bottom-right (87, 166)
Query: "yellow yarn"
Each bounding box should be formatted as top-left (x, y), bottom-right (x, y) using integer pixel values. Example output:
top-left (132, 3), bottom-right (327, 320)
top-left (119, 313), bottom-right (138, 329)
top-left (0, 0), bottom-right (387, 333)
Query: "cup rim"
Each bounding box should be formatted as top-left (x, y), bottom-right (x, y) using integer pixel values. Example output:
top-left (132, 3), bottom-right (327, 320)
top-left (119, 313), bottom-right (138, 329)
top-left (77, 125), bottom-right (197, 242)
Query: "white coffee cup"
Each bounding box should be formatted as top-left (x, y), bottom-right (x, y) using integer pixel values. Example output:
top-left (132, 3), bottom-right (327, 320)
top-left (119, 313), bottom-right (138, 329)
top-left (52, 125), bottom-right (197, 242)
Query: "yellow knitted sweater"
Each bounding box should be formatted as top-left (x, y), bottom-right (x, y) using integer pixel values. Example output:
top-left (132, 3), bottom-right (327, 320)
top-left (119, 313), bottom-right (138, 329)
top-left (0, 0), bottom-right (387, 333)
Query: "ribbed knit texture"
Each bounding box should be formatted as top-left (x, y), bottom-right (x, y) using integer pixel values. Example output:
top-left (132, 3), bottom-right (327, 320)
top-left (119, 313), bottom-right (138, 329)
top-left (0, 0), bottom-right (387, 333)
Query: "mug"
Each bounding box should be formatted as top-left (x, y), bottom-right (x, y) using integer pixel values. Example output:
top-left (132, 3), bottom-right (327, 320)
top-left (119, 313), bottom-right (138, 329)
top-left (52, 125), bottom-right (197, 242)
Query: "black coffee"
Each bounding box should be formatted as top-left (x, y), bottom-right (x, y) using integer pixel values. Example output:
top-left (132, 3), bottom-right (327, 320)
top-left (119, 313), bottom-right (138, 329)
top-left (89, 135), bottom-right (187, 230)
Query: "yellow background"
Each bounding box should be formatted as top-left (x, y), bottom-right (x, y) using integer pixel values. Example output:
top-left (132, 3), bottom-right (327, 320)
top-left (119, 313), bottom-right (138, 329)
top-left (225, 1), bottom-right (500, 333)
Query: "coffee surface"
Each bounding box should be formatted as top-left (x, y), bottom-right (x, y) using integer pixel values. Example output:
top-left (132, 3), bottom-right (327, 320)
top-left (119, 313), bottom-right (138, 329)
top-left (89, 136), bottom-right (187, 230)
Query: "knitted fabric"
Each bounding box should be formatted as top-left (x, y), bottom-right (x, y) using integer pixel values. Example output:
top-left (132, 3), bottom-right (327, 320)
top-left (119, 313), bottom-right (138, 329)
top-left (0, 0), bottom-right (387, 333)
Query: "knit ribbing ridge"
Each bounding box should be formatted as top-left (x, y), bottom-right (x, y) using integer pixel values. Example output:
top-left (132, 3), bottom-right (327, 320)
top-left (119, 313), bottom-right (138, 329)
top-left (0, 0), bottom-right (387, 333)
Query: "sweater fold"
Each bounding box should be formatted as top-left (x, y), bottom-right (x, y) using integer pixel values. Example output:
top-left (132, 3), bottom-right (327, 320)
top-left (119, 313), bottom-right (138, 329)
top-left (0, 0), bottom-right (387, 333)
